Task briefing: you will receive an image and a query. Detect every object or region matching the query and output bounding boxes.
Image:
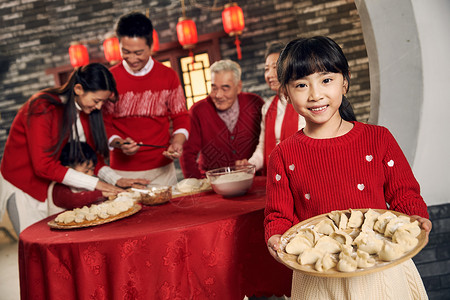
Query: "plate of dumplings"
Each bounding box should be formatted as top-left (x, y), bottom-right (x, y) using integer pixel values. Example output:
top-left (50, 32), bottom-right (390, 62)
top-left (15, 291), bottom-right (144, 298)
top-left (277, 208), bottom-right (427, 277)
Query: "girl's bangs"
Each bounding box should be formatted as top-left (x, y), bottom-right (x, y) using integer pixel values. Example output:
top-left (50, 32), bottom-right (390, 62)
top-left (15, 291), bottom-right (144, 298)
top-left (288, 43), bottom-right (342, 81)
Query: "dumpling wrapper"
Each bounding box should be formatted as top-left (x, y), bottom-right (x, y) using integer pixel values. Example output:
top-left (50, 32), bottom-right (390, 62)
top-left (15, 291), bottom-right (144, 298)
top-left (348, 209), bottom-right (364, 228)
top-left (337, 253), bottom-right (357, 272)
top-left (298, 248), bottom-right (325, 265)
top-left (378, 241), bottom-right (405, 261)
top-left (384, 216), bottom-right (411, 238)
top-left (392, 229), bottom-right (419, 252)
top-left (330, 230), bottom-right (353, 246)
top-left (285, 235), bottom-right (314, 255)
top-left (373, 211), bottom-right (397, 234)
top-left (356, 249), bottom-right (376, 268)
top-left (314, 219), bottom-right (338, 235)
top-left (338, 212), bottom-right (349, 230)
top-left (314, 236), bottom-right (342, 254)
top-left (361, 208), bottom-right (381, 232)
top-left (352, 231), bottom-right (384, 254)
top-left (315, 252), bottom-right (337, 272)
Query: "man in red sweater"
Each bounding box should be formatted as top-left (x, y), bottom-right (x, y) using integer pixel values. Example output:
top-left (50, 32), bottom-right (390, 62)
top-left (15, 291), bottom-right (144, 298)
top-left (103, 12), bottom-right (190, 185)
top-left (181, 60), bottom-right (264, 178)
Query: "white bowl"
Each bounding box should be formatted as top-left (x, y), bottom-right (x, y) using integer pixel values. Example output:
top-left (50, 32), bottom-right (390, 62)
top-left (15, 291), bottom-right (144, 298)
top-left (205, 165), bottom-right (256, 197)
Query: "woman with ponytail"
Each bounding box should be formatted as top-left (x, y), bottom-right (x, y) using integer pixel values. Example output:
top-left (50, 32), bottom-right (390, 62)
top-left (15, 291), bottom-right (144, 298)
top-left (0, 63), bottom-right (148, 233)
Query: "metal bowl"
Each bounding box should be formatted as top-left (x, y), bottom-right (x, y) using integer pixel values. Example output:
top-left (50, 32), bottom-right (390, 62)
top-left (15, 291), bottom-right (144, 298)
top-left (205, 165), bottom-right (256, 197)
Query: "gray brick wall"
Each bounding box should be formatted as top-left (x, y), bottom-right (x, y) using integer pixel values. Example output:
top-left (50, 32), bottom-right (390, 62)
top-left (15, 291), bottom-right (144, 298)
top-left (413, 203), bottom-right (450, 300)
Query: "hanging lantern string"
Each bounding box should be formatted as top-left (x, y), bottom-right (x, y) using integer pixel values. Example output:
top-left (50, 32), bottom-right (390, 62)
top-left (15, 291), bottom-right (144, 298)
top-left (181, 0), bottom-right (187, 18)
top-left (188, 0), bottom-right (224, 11)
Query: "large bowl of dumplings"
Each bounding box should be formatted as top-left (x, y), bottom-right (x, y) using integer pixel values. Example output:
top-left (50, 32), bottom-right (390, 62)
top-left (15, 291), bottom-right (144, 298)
top-left (205, 165), bottom-right (256, 197)
top-left (277, 208), bottom-right (427, 277)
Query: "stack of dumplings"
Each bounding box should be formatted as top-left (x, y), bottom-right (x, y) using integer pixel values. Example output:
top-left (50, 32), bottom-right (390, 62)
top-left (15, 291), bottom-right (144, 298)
top-left (283, 208), bottom-right (422, 273)
top-left (54, 191), bottom-right (139, 226)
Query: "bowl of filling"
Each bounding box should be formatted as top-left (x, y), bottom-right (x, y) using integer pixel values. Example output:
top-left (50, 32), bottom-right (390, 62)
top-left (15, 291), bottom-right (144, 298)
top-left (205, 165), bottom-right (256, 197)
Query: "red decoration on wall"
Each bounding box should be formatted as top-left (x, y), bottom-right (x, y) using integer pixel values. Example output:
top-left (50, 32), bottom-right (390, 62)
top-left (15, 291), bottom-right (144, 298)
top-left (103, 36), bottom-right (121, 63)
top-left (222, 3), bottom-right (245, 59)
top-left (68, 43), bottom-right (89, 67)
top-left (152, 29), bottom-right (160, 52)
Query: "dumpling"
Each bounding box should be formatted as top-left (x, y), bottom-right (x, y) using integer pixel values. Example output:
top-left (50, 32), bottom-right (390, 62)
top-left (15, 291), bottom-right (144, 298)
top-left (314, 219), bottom-right (338, 235)
top-left (314, 236), bottom-right (342, 254)
top-left (356, 249), bottom-right (376, 268)
top-left (392, 229), bottom-right (418, 252)
top-left (298, 248), bottom-right (325, 265)
top-left (396, 220), bottom-right (421, 238)
top-left (378, 241), bottom-right (405, 261)
top-left (348, 209), bottom-right (364, 228)
top-left (384, 216), bottom-right (411, 238)
top-left (373, 211), bottom-right (397, 234)
top-left (330, 230), bottom-right (353, 246)
top-left (340, 244), bottom-right (354, 257)
top-left (315, 252), bottom-right (337, 272)
top-left (352, 231), bottom-right (384, 254)
top-left (361, 209), bottom-right (381, 232)
top-left (327, 210), bottom-right (341, 227)
top-left (338, 212), bottom-right (349, 230)
top-left (285, 235), bottom-right (314, 255)
top-left (337, 253), bottom-right (357, 272)
top-left (297, 228), bottom-right (320, 244)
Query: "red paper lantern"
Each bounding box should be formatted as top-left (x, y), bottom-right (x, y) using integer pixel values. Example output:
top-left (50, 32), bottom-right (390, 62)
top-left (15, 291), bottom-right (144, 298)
top-left (152, 29), bottom-right (159, 52)
top-left (103, 36), bottom-right (122, 63)
top-left (176, 17), bottom-right (198, 49)
top-left (68, 43), bottom-right (89, 67)
top-left (222, 3), bottom-right (245, 60)
top-left (222, 3), bottom-right (245, 35)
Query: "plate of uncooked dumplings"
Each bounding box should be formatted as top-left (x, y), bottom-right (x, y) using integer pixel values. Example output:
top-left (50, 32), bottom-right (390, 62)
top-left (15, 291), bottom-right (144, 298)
top-left (277, 208), bottom-right (427, 277)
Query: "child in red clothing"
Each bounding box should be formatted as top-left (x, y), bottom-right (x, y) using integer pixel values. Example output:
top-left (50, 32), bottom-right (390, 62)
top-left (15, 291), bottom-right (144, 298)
top-left (48, 143), bottom-right (115, 213)
top-left (264, 36), bottom-right (432, 299)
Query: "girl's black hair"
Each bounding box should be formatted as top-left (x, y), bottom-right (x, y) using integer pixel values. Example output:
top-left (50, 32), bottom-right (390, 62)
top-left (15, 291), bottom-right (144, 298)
top-left (28, 63), bottom-right (118, 160)
top-left (115, 12), bottom-right (153, 47)
top-left (277, 36), bottom-right (356, 121)
top-left (60, 142), bottom-right (98, 168)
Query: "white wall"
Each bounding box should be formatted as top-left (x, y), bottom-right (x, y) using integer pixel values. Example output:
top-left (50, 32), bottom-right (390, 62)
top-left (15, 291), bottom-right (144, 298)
top-left (356, 0), bottom-right (450, 206)
top-left (411, 0), bottom-right (450, 206)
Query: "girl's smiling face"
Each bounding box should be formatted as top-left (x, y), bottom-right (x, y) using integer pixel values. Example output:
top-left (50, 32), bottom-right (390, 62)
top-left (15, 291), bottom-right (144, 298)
top-left (286, 71), bottom-right (348, 126)
top-left (74, 84), bottom-right (112, 114)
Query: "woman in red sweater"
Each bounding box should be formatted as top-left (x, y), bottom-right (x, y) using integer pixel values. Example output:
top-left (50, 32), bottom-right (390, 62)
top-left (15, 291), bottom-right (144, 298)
top-left (264, 36), bottom-right (431, 299)
top-left (0, 63), bottom-right (147, 234)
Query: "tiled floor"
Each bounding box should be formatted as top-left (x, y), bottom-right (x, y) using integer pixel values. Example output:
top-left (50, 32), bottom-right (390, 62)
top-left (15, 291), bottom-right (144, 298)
top-left (0, 213), bottom-right (20, 300)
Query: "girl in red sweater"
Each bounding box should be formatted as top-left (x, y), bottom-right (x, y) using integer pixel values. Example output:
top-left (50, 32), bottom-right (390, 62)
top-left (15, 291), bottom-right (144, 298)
top-left (264, 36), bottom-right (431, 299)
top-left (0, 63), bottom-right (148, 234)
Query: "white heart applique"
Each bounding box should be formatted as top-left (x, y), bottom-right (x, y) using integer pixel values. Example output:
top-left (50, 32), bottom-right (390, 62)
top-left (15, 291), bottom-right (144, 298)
top-left (289, 164), bottom-right (295, 171)
top-left (275, 174), bottom-right (281, 181)
top-left (387, 160), bottom-right (394, 167)
top-left (305, 193), bottom-right (311, 200)
top-left (357, 184), bottom-right (365, 191)
top-left (366, 155), bottom-right (373, 162)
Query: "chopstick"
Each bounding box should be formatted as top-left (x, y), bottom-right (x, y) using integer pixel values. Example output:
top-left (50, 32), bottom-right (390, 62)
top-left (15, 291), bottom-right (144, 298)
top-left (118, 141), bottom-right (167, 148)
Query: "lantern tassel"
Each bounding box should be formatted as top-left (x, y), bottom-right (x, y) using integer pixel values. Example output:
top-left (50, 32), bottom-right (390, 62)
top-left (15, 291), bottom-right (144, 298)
top-left (234, 35), bottom-right (242, 60)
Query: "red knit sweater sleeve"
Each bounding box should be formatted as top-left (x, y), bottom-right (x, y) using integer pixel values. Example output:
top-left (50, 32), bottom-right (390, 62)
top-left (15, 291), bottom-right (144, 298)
top-left (264, 146), bottom-right (298, 243)
top-left (52, 183), bottom-right (104, 209)
top-left (381, 129), bottom-right (429, 218)
top-left (180, 104), bottom-right (203, 178)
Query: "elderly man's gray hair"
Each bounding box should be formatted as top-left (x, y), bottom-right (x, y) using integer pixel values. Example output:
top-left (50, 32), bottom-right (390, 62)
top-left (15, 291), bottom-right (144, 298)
top-left (209, 59), bottom-right (241, 84)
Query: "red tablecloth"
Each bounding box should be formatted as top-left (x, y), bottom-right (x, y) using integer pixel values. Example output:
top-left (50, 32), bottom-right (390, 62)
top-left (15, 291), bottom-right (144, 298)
top-left (19, 177), bottom-right (292, 300)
